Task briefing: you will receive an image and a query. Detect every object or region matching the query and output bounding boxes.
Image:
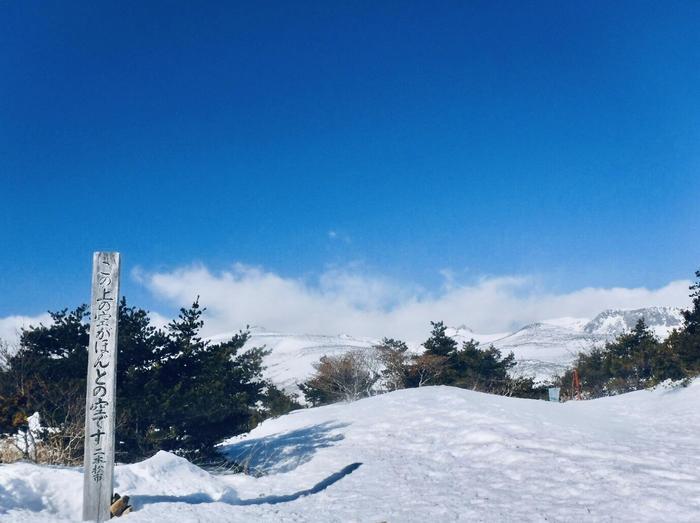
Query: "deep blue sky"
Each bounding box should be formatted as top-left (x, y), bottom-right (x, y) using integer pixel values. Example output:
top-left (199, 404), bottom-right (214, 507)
top-left (1, 1), bottom-right (699, 316)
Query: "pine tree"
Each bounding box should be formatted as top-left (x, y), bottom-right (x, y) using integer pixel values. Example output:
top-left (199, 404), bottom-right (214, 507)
top-left (138, 299), bottom-right (271, 459)
top-left (604, 319), bottom-right (660, 392)
top-left (561, 315), bottom-right (690, 398)
top-left (423, 321), bottom-right (457, 357)
top-left (0, 298), bottom-right (296, 463)
top-left (375, 338), bottom-right (410, 391)
top-left (671, 269), bottom-right (700, 374)
top-left (414, 322), bottom-right (532, 396)
top-left (449, 340), bottom-right (516, 392)
top-left (682, 270), bottom-right (700, 335)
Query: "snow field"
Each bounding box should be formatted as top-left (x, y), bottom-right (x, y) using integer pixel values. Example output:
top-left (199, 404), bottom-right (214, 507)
top-left (1, 380), bottom-right (699, 522)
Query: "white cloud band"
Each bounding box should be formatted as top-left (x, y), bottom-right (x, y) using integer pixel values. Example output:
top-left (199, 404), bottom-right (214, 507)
top-left (138, 263), bottom-right (692, 341)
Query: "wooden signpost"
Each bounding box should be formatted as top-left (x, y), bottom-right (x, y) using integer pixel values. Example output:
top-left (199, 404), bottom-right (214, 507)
top-left (83, 252), bottom-right (120, 522)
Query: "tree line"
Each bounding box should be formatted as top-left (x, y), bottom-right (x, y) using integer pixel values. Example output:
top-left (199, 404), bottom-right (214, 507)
top-left (299, 321), bottom-right (545, 406)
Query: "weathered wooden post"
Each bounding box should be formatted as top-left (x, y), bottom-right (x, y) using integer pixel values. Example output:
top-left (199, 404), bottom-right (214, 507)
top-left (83, 252), bottom-right (120, 522)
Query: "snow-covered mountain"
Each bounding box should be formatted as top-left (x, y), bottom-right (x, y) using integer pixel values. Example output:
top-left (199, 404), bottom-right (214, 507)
top-left (224, 307), bottom-right (685, 391)
top-left (210, 329), bottom-right (376, 393)
top-left (489, 319), bottom-right (599, 382)
top-left (583, 306), bottom-right (683, 338)
top-left (2, 381), bottom-right (700, 521)
top-left (491, 307), bottom-right (684, 382)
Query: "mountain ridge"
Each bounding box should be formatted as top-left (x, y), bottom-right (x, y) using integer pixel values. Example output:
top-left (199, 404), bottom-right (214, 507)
top-left (228, 306), bottom-right (685, 391)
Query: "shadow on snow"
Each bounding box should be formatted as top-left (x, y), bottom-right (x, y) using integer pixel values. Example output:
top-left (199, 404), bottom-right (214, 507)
top-left (132, 421), bottom-right (358, 509)
top-left (219, 420), bottom-right (350, 475)
top-left (132, 462), bottom-right (362, 508)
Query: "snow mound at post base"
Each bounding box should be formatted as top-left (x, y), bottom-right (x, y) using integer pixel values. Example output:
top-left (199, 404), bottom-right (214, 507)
top-left (2, 382), bottom-right (700, 522)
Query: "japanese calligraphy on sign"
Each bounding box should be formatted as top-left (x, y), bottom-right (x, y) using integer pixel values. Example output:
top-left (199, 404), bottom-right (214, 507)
top-left (83, 252), bottom-right (120, 522)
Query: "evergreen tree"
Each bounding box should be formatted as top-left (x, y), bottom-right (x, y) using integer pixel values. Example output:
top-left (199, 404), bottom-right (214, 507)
top-left (564, 347), bottom-right (608, 398)
top-left (375, 338), bottom-right (410, 391)
top-left (415, 322), bottom-right (534, 397)
top-left (668, 269), bottom-right (700, 374)
top-left (422, 321), bottom-right (457, 357)
top-left (604, 319), bottom-right (660, 392)
top-left (448, 340), bottom-right (516, 392)
top-left (682, 269), bottom-right (700, 335)
top-left (0, 298), bottom-right (296, 463)
top-left (561, 317), bottom-right (685, 398)
top-left (142, 299), bottom-right (271, 458)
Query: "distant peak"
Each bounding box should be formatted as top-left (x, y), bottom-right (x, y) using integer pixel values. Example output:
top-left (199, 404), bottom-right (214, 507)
top-left (446, 325), bottom-right (474, 335)
top-left (584, 307), bottom-right (683, 336)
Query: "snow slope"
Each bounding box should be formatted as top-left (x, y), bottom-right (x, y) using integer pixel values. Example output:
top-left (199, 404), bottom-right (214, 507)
top-left (210, 328), bottom-right (376, 394)
top-left (1, 381), bottom-right (699, 522)
top-left (489, 321), bottom-right (600, 382)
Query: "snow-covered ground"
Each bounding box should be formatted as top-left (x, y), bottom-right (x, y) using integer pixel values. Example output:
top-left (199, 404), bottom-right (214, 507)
top-left (2, 380), bottom-right (699, 522)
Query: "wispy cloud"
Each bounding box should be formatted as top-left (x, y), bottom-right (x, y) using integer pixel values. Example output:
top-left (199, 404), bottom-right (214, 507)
top-left (136, 263), bottom-right (692, 341)
top-left (327, 230), bottom-right (351, 244)
top-left (0, 314), bottom-right (52, 346)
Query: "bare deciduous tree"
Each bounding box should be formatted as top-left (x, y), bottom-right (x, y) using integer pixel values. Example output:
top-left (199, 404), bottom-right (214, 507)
top-left (0, 374), bottom-right (85, 465)
top-left (33, 379), bottom-right (85, 465)
top-left (299, 349), bottom-right (381, 405)
top-left (410, 353), bottom-right (448, 387)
